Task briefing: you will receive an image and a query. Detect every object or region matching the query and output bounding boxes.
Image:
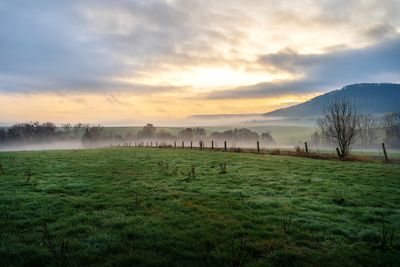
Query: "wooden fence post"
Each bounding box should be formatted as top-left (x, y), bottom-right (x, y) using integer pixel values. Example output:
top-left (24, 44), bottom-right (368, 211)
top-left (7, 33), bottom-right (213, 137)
top-left (224, 141), bottom-right (227, 151)
top-left (211, 140), bottom-right (214, 150)
top-left (174, 141), bottom-right (176, 148)
top-left (182, 141), bottom-right (184, 149)
top-left (190, 141), bottom-right (193, 150)
top-left (382, 143), bottom-right (389, 162)
top-left (257, 141), bottom-right (260, 153)
top-left (305, 142), bottom-right (308, 153)
top-left (200, 141), bottom-right (203, 150)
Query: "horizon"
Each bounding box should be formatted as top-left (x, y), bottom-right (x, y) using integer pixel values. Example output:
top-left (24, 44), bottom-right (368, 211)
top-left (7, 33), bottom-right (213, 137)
top-left (1, 0), bottom-right (400, 125)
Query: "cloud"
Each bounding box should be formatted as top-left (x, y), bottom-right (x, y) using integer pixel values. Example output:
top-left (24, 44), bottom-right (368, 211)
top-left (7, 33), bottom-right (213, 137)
top-left (361, 23), bottom-right (398, 41)
top-left (207, 35), bottom-right (400, 99)
top-left (69, 97), bottom-right (87, 105)
top-left (0, 0), bottom-right (399, 97)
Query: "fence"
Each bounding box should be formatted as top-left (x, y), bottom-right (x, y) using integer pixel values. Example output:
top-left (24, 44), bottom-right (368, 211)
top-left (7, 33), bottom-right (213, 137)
top-left (113, 140), bottom-right (395, 162)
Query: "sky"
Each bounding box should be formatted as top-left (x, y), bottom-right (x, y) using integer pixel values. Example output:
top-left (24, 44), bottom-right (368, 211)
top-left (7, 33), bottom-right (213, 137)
top-left (0, 0), bottom-right (400, 125)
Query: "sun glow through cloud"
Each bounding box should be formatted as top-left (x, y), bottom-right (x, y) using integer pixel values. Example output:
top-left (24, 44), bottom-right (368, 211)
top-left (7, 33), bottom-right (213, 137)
top-left (131, 67), bottom-right (296, 90)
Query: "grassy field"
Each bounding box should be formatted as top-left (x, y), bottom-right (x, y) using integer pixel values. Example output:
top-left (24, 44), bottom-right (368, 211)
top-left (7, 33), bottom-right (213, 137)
top-left (1, 148), bottom-right (400, 266)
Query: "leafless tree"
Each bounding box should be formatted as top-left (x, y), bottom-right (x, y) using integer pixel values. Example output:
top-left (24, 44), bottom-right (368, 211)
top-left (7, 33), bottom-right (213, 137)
top-left (318, 97), bottom-right (359, 159)
top-left (82, 124), bottom-right (103, 142)
top-left (73, 123), bottom-right (84, 137)
top-left (61, 123), bottom-right (72, 135)
top-left (357, 115), bottom-right (376, 147)
top-left (383, 112), bottom-right (400, 147)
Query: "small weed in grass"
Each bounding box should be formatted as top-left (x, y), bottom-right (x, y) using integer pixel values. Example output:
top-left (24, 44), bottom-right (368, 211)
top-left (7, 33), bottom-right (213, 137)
top-left (157, 160), bottom-right (179, 176)
top-left (333, 197), bottom-right (345, 206)
top-left (133, 192), bottom-right (141, 208)
top-left (0, 208), bottom-right (11, 229)
top-left (281, 211), bottom-right (294, 234)
top-left (41, 222), bottom-right (70, 265)
top-left (219, 162), bottom-right (228, 174)
top-left (23, 168), bottom-right (35, 185)
top-left (157, 160), bottom-right (169, 174)
top-left (304, 178), bottom-right (312, 183)
top-left (182, 165), bottom-right (196, 182)
top-left (229, 235), bottom-right (248, 267)
top-left (377, 223), bottom-right (397, 250)
top-left (239, 192), bottom-right (246, 206)
top-left (201, 240), bottom-right (214, 265)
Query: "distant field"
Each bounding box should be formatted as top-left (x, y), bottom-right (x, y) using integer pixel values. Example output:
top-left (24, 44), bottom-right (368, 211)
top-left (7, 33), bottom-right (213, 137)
top-left (1, 148), bottom-right (399, 266)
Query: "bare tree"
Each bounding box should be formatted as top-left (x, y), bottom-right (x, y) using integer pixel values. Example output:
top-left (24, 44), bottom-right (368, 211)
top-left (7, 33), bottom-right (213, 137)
top-left (61, 123), bottom-right (72, 136)
top-left (318, 97), bottom-right (359, 159)
top-left (383, 112), bottom-right (400, 147)
top-left (357, 115), bottom-right (376, 147)
top-left (82, 124), bottom-right (103, 142)
top-left (73, 123), bottom-right (83, 137)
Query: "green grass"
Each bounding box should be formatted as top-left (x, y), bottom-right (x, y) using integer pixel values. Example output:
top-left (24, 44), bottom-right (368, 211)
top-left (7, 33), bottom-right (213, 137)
top-left (1, 148), bottom-right (400, 266)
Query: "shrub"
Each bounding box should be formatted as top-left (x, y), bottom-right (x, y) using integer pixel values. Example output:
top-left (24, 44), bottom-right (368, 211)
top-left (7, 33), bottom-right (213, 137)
top-left (377, 223), bottom-right (396, 250)
top-left (219, 162), bottom-right (227, 174)
top-left (23, 168), bottom-right (34, 185)
top-left (157, 160), bottom-right (179, 176)
top-left (281, 212), bottom-right (294, 234)
top-left (229, 235), bottom-right (248, 267)
top-left (133, 192), bottom-right (141, 208)
top-left (182, 165), bottom-right (196, 182)
top-left (294, 146), bottom-right (304, 154)
top-left (270, 149), bottom-right (280, 155)
top-left (41, 222), bottom-right (70, 264)
top-left (333, 197), bottom-right (345, 206)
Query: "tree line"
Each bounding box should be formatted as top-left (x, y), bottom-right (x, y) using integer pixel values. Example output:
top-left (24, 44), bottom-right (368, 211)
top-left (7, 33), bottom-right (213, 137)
top-left (0, 122), bottom-right (104, 144)
top-left (130, 124), bottom-right (275, 144)
top-left (0, 121), bottom-right (275, 145)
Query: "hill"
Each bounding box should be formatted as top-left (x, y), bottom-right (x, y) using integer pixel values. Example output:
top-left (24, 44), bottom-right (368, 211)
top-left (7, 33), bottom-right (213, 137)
top-left (264, 83), bottom-right (400, 117)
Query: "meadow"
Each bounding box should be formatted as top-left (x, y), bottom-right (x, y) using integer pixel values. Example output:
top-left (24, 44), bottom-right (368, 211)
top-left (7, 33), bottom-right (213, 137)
top-left (0, 148), bottom-right (400, 266)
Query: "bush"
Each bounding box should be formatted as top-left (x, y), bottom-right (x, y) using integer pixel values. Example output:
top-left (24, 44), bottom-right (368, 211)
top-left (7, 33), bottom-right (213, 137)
top-left (157, 160), bottom-right (179, 176)
top-left (219, 162), bottom-right (227, 174)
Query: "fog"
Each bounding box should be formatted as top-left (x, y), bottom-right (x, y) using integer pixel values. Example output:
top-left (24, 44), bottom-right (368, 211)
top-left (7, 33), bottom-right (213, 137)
top-left (0, 141), bottom-right (91, 152)
top-left (1, 138), bottom-right (398, 160)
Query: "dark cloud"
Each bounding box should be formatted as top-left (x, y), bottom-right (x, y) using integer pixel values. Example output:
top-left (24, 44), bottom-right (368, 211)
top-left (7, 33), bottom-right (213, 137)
top-left (207, 36), bottom-right (400, 99)
top-left (361, 23), bottom-right (398, 41)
